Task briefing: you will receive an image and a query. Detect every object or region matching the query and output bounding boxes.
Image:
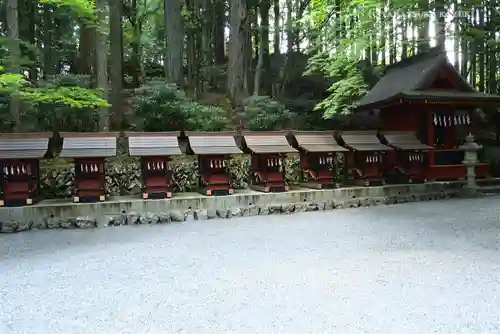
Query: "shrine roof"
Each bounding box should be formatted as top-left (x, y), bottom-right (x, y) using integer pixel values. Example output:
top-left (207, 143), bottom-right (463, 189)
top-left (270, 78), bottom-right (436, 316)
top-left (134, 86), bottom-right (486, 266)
top-left (0, 133), bottom-right (52, 160)
top-left (241, 131), bottom-right (298, 154)
top-left (126, 132), bottom-right (182, 156)
top-left (401, 90), bottom-right (500, 101)
top-left (185, 131), bottom-right (242, 155)
top-left (289, 131), bottom-right (348, 152)
top-left (379, 131), bottom-right (433, 151)
top-left (59, 132), bottom-right (118, 158)
top-left (337, 131), bottom-right (393, 151)
top-left (354, 47), bottom-right (499, 108)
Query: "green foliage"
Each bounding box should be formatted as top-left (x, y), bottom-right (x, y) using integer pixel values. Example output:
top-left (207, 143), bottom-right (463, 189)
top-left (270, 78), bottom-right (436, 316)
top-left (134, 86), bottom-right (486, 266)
top-left (304, 0), bottom-right (421, 118)
top-left (0, 72), bottom-right (25, 93)
top-left (40, 0), bottom-right (96, 22)
top-left (0, 74), bottom-right (106, 132)
top-left (308, 55), bottom-right (368, 117)
top-left (243, 96), bottom-right (292, 130)
top-left (0, 66), bottom-right (108, 110)
top-left (21, 86), bottom-right (109, 109)
top-left (132, 81), bottom-right (229, 131)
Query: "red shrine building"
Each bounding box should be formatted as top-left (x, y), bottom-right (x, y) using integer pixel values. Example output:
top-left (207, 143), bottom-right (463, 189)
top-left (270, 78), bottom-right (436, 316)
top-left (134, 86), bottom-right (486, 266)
top-left (356, 47), bottom-right (500, 181)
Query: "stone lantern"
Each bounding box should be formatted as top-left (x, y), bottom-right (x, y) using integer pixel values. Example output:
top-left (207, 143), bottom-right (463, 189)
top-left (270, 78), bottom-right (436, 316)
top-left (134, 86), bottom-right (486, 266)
top-left (459, 133), bottom-right (482, 194)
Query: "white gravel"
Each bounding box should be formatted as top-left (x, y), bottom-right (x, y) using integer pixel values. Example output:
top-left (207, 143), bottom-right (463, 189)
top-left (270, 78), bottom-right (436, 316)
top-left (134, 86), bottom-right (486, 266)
top-left (2, 198), bottom-right (500, 333)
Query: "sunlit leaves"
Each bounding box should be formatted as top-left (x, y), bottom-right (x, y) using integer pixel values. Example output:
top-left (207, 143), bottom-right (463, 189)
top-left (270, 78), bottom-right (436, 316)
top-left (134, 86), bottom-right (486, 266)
top-left (0, 66), bottom-right (109, 109)
top-left (304, 0), bottom-right (421, 118)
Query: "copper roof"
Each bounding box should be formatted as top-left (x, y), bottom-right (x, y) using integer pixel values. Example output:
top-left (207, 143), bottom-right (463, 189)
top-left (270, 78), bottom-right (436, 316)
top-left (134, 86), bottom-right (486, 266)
top-left (242, 131), bottom-right (298, 154)
top-left (338, 131), bottom-right (392, 151)
top-left (125, 132), bottom-right (182, 156)
top-left (185, 131), bottom-right (242, 155)
top-left (356, 47), bottom-right (500, 108)
top-left (290, 131), bottom-right (348, 152)
top-left (59, 132), bottom-right (118, 158)
top-left (380, 131), bottom-right (433, 150)
top-left (0, 133), bottom-right (52, 160)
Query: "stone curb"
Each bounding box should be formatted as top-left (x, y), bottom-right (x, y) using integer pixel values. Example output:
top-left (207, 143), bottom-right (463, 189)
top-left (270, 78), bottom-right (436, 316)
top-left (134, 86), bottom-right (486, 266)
top-left (0, 190), bottom-right (459, 233)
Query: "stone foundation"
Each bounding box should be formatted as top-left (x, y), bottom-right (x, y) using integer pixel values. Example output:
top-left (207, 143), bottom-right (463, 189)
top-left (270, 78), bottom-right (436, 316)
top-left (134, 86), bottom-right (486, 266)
top-left (0, 183), bottom-right (462, 233)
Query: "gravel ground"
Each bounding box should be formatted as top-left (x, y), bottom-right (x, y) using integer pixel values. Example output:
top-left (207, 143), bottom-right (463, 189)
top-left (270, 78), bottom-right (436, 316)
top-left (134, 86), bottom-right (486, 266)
top-left (2, 198), bottom-right (500, 334)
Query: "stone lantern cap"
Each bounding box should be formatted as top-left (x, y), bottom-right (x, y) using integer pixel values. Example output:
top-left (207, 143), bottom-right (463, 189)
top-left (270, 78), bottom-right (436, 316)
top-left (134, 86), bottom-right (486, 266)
top-left (459, 133), bottom-right (482, 151)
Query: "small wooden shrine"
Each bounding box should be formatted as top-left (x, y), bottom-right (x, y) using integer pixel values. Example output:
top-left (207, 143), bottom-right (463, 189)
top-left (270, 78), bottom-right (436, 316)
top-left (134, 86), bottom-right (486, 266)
top-left (126, 132), bottom-right (182, 199)
top-left (379, 131), bottom-right (433, 183)
top-left (240, 131), bottom-right (298, 192)
top-left (336, 131), bottom-right (393, 186)
top-left (185, 131), bottom-right (242, 196)
top-left (0, 133), bottom-right (51, 207)
top-left (288, 131), bottom-right (348, 189)
top-left (59, 132), bottom-right (118, 203)
top-left (356, 47), bottom-right (500, 181)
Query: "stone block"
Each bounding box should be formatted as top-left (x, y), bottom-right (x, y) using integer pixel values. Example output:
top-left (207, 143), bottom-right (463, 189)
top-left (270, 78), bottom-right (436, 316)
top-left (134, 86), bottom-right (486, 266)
top-left (60, 218), bottom-right (76, 229)
top-left (157, 213), bottom-right (171, 223)
top-left (324, 200), bottom-right (334, 210)
top-left (282, 203), bottom-right (295, 214)
top-left (47, 218), bottom-right (62, 229)
top-left (228, 207), bottom-right (242, 217)
top-left (169, 211), bottom-right (184, 222)
top-left (243, 205), bottom-right (260, 216)
top-left (216, 209), bottom-right (229, 218)
top-left (334, 202), bottom-right (345, 209)
top-left (126, 212), bottom-right (140, 225)
top-left (306, 203), bottom-right (320, 211)
top-left (138, 213), bottom-right (153, 224)
top-left (76, 217), bottom-right (97, 229)
top-left (195, 209), bottom-right (208, 220)
top-left (346, 199), bottom-right (360, 208)
top-left (267, 204), bottom-right (283, 214)
top-left (115, 214), bottom-right (128, 226)
top-left (358, 198), bottom-right (368, 207)
top-left (205, 209), bottom-right (217, 219)
top-left (1, 221), bottom-right (18, 233)
top-left (99, 216), bottom-right (116, 228)
top-left (31, 219), bottom-right (47, 230)
top-left (184, 210), bottom-right (195, 221)
top-left (294, 203), bottom-right (307, 212)
top-left (16, 221), bottom-right (32, 232)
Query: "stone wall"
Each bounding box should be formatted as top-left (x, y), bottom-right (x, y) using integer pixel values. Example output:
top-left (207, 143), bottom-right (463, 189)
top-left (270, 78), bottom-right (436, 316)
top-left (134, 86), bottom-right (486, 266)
top-left (39, 154), bottom-right (302, 198)
top-left (0, 183), bottom-right (462, 233)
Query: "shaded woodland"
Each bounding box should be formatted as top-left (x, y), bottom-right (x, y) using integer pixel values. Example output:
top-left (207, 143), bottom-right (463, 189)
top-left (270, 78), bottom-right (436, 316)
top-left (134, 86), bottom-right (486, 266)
top-left (0, 0), bottom-right (499, 133)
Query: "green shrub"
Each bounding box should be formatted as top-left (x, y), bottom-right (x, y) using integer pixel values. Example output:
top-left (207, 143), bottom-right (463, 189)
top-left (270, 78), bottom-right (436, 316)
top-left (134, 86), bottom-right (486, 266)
top-left (243, 95), bottom-right (293, 130)
top-left (132, 80), bottom-right (230, 131)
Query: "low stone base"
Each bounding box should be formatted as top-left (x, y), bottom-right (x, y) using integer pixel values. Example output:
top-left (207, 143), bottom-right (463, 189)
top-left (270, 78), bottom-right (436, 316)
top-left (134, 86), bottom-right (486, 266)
top-left (0, 183), bottom-right (461, 233)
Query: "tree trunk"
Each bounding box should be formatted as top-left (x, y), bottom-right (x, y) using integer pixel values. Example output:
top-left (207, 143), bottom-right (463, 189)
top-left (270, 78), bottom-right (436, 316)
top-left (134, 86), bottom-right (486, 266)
top-left (401, 13), bottom-right (407, 59)
top-left (228, 0), bottom-right (249, 107)
top-left (164, 0), bottom-right (184, 86)
top-left (273, 0), bottom-right (280, 54)
top-left (6, 0), bottom-right (21, 131)
top-left (260, 0), bottom-right (271, 94)
top-left (435, 0), bottom-right (446, 49)
top-left (417, 0), bottom-right (430, 52)
top-left (285, 0), bottom-right (293, 53)
top-left (95, 0), bottom-right (109, 131)
top-left (477, 6), bottom-right (484, 92)
top-left (76, 24), bottom-right (93, 75)
top-left (130, 0), bottom-right (142, 88)
top-left (487, 0), bottom-right (497, 93)
top-left (109, 0), bottom-right (124, 128)
top-left (42, 6), bottom-right (56, 77)
top-left (213, 0), bottom-right (226, 64)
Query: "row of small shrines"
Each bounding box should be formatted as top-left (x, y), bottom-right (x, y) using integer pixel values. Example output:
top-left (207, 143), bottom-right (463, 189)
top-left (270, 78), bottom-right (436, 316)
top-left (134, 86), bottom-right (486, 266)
top-left (0, 130), bottom-right (482, 207)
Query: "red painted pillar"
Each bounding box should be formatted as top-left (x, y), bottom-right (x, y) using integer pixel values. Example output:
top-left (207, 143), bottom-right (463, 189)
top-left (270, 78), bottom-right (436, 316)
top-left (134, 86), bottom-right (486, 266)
top-left (427, 107), bottom-right (435, 165)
